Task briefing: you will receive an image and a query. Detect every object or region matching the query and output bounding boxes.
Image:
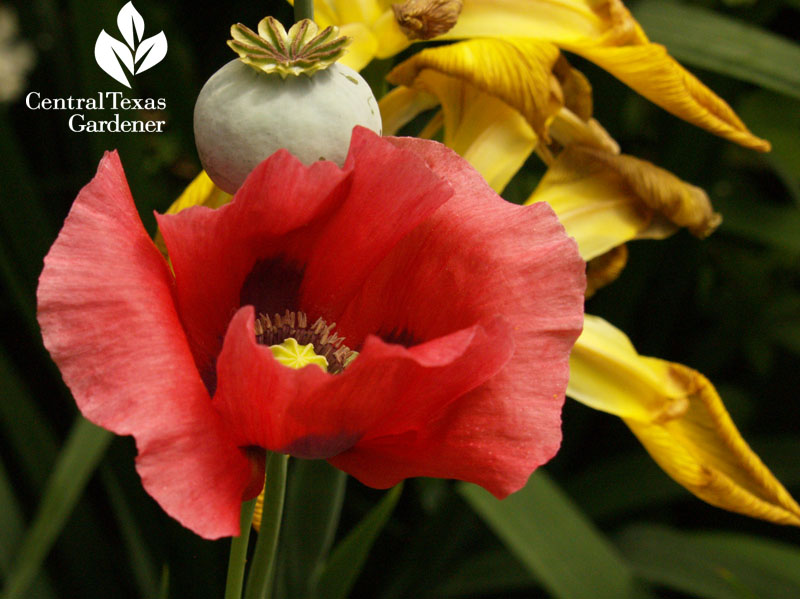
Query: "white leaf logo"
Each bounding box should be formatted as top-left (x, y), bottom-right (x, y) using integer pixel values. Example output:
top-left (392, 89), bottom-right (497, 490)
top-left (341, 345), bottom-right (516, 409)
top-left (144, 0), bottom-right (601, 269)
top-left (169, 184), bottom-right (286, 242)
top-left (94, 1), bottom-right (167, 87)
top-left (135, 31), bottom-right (168, 74)
top-left (117, 1), bottom-right (144, 48)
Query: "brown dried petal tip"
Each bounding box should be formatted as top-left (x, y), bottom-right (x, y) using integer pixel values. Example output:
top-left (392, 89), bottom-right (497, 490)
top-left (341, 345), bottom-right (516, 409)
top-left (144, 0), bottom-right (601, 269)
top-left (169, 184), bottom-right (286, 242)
top-left (392, 0), bottom-right (464, 41)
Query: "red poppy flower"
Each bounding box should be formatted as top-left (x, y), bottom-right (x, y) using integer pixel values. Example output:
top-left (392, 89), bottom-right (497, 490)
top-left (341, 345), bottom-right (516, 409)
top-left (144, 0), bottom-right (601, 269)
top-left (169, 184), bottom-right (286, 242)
top-left (37, 128), bottom-right (584, 539)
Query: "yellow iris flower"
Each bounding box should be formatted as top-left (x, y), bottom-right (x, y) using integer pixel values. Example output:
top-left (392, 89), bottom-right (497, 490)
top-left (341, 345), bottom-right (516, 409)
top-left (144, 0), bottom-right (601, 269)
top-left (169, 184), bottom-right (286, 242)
top-left (293, 0), bottom-right (769, 151)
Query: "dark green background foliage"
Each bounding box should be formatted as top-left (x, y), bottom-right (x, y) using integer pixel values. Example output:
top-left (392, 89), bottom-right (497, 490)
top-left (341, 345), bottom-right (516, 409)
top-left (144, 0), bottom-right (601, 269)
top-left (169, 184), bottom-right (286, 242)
top-left (1, 0), bottom-right (799, 597)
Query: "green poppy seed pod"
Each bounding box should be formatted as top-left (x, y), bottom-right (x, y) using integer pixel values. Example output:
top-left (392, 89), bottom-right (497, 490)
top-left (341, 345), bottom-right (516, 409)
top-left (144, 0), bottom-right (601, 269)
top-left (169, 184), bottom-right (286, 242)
top-left (194, 18), bottom-right (382, 194)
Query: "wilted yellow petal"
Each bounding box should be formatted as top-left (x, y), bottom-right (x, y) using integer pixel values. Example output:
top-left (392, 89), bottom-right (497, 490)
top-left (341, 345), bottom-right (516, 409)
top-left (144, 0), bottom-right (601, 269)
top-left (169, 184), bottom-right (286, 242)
top-left (569, 315), bottom-right (686, 421)
top-left (387, 38), bottom-right (562, 144)
top-left (164, 170), bottom-right (232, 215)
top-left (585, 244), bottom-right (628, 297)
top-left (528, 145), bottom-right (720, 260)
top-left (380, 69), bottom-right (538, 192)
top-left (336, 23), bottom-right (379, 71)
top-left (369, 11), bottom-right (411, 58)
top-left (252, 486), bottom-right (264, 532)
top-left (552, 55), bottom-right (593, 121)
top-left (445, 89), bottom-right (537, 193)
top-left (153, 170), bottom-right (232, 259)
top-left (567, 38), bottom-right (771, 152)
top-left (292, 0), bottom-right (409, 67)
top-left (547, 107), bottom-right (619, 155)
top-left (291, 0), bottom-right (383, 25)
top-left (379, 85), bottom-right (439, 135)
top-left (443, 0), bottom-right (607, 43)
top-left (435, 0), bottom-right (769, 151)
top-left (571, 315), bottom-right (800, 526)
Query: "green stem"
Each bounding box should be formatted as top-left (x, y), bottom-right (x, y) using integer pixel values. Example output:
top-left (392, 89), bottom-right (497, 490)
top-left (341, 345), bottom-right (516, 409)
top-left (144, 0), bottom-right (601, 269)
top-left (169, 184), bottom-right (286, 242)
top-left (224, 497), bottom-right (257, 599)
top-left (294, 0), bottom-right (314, 22)
top-left (244, 453), bottom-right (289, 599)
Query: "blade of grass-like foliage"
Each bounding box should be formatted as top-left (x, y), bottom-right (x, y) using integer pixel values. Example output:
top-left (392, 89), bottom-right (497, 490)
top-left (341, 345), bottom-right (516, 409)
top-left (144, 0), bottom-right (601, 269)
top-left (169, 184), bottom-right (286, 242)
top-left (736, 91), bottom-right (800, 204)
top-left (0, 350), bottom-right (58, 490)
top-left (99, 464), bottom-right (160, 599)
top-left (378, 487), bottom-right (481, 599)
top-left (632, 0), bottom-right (800, 100)
top-left (617, 523), bottom-right (800, 599)
top-left (0, 243), bottom-right (37, 336)
top-left (0, 458), bottom-right (23, 576)
top-left (459, 471), bottom-right (644, 599)
top-left (432, 549), bottom-right (534, 597)
top-left (159, 564), bottom-right (170, 599)
top-left (566, 436), bottom-right (800, 521)
top-left (0, 459), bottom-right (56, 599)
top-left (0, 349), bottom-right (118, 594)
top-left (315, 483), bottom-right (403, 599)
top-left (0, 110), bottom-right (53, 292)
top-left (1, 416), bottom-right (112, 599)
top-left (566, 452), bottom-right (682, 521)
top-left (281, 460), bottom-right (347, 598)
top-left (713, 192), bottom-right (800, 252)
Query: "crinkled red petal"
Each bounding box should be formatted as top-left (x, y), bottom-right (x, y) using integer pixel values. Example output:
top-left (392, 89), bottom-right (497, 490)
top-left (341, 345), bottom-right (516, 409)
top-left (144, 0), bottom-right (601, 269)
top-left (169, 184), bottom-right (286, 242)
top-left (37, 152), bottom-right (256, 539)
top-left (298, 127), bottom-right (453, 322)
top-left (156, 151), bottom-right (351, 376)
top-left (329, 137), bottom-right (586, 496)
top-left (212, 307), bottom-right (513, 459)
top-left (157, 128), bottom-right (454, 378)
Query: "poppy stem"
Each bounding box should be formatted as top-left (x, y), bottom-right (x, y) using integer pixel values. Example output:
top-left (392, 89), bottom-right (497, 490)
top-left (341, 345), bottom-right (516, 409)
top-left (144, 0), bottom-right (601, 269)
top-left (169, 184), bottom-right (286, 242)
top-left (243, 452), bottom-right (289, 599)
top-left (224, 497), bottom-right (257, 599)
top-left (294, 0), bottom-right (314, 22)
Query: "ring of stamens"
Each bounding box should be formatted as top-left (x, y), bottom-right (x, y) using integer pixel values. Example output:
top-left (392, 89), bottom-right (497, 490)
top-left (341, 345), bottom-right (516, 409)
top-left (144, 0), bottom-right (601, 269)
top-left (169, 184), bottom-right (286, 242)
top-left (254, 309), bottom-right (356, 374)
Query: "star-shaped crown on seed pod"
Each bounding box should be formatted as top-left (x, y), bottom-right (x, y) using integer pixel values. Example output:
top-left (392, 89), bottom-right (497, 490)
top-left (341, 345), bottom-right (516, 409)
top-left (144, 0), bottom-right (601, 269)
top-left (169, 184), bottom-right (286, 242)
top-left (228, 16), bottom-right (351, 78)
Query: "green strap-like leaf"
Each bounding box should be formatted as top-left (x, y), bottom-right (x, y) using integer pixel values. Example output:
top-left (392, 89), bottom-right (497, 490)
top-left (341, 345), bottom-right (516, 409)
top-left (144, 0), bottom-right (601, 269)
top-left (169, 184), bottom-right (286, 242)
top-left (736, 90), bottom-right (800, 204)
top-left (0, 458), bottom-right (23, 577)
top-left (0, 351), bottom-right (58, 491)
top-left (458, 471), bottom-right (643, 599)
top-left (100, 465), bottom-right (160, 599)
top-left (713, 192), bottom-right (800, 252)
top-left (617, 523), bottom-right (800, 599)
top-left (633, 0), bottom-right (800, 100)
top-left (0, 458), bottom-right (57, 599)
top-left (1, 417), bottom-right (112, 599)
top-left (315, 483), bottom-right (403, 599)
top-left (280, 460), bottom-right (347, 597)
top-left (433, 549), bottom-right (534, 597)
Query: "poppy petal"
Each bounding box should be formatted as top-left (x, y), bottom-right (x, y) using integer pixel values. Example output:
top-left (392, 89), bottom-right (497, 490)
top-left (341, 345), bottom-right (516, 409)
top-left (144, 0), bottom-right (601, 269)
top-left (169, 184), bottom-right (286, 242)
top-left (213, 307), bottom-right (514, 466)
top-left (159, 130), bottom-right (452, 369)
top-left (153, 170), bottom-right (231, 260)
top-left (339, 136), bottom-right (585, 347)
top-left (331, 137), bottom-right (585, 495)
top-left (156, 151), bottom-right (352, 373)
top-left (298, 127), bottom-right (454, 322)
top-left (37, 152), bottom-right (254, 539)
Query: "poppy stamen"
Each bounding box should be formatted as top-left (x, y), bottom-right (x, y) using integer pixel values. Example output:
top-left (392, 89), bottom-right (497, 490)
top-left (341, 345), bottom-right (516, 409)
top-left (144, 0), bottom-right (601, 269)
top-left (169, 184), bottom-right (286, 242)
top-left (255, 309), bottom-right (357, 374)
